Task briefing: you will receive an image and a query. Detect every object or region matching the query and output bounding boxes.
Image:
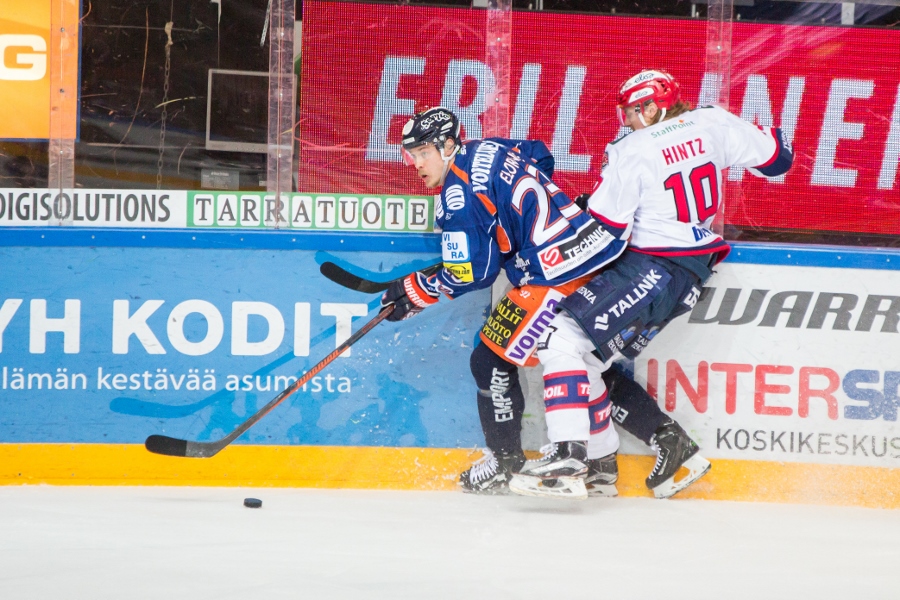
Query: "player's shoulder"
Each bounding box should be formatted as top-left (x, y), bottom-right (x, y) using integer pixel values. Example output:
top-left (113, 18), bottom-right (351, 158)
top-left (440, 173), bottom-right (475, 221)
top-left (462, 138), bottom-right (509, 169)
top-left (690, 104), bottom-right (739, 126)
top-left (467, 138), bottom-right (506, 153)
top-left (606, 127), bottom-right (653, 156)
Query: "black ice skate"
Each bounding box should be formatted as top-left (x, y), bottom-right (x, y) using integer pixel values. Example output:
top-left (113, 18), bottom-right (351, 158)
top-left (458, 449), bottom-right (525, 495)
top-left (646, 420), bottom-right (711, 499)
top-left (509, 441), bottom-right (589, 500)
top-left (585, 452), bottom-right (618, 497)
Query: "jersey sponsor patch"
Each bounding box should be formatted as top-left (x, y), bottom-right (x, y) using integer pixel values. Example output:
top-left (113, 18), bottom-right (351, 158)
top-left (544, 384), bottom-right (568, 400)
top-left (442, 231), bottom-right (470, 262)
top-left (504, 290), bottom-right (565, 365)
top-left (539, 246), bottom-right (563, 267)
top-left (537, 220), bottom-right (615, 280)
top-left (444, 261), bottom-right (474, 282)
top-left (481, 295), bottom-right (528, 350)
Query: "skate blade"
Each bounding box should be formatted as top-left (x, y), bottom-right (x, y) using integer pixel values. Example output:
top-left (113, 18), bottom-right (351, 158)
top-left (652, 454), bottom-right (712, 499)
top-left (586, 483), bottom-right (618, 498)
top-left (458, 482), bottom-right (510, 496)
top-left (509, 474), bottom-right (587, 500)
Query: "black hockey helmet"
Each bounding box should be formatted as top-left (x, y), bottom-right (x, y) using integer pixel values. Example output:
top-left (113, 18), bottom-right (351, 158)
top-left (401, 107), bottom-right (461, 152)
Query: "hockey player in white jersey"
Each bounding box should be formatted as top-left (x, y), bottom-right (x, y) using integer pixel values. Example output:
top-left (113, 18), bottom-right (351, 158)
top-left (510, 69), bottom-right (794, 499)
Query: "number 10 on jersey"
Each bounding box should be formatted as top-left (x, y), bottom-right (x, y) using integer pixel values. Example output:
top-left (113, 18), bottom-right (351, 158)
top-left (663, 162), bottom-right (719, 223)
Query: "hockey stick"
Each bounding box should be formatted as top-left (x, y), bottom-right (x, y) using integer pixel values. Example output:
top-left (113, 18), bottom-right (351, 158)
top-left (144, 305), bottom-right (394, 458)
top-left (319, 261), bottom-right (442, 293)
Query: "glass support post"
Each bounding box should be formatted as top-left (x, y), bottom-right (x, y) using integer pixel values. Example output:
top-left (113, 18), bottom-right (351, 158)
top-left (705, 0), bottom-right (734, 235)
top-left (483, 0), bottom-right (512, 139)
top-left (48, 0), bottom-right (79, 216)
top-left (266, 0), bottom-right (296, 222)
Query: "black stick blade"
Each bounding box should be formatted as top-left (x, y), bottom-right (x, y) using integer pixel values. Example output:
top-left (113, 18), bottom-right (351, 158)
top-left (319, 262), bottom-right (387, 293)
top-left (145, 435), bottom-right (189, 457)
top-left (319, 261), bottom-right (443, 294)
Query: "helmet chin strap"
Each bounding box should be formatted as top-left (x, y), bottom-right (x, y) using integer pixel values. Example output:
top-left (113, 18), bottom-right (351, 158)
top-left (436, 141), bottom-right (457, 186)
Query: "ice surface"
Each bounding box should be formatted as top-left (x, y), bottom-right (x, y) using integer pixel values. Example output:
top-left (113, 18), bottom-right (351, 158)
top-left (1, 486), bottom-right (898, 599)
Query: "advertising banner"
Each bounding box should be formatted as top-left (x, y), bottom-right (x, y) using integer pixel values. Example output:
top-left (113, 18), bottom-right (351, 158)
top-left (0, 189), bottom-right (435, 232)
top-left (298, 1), bottom-right (900, 237)
top-left (0, 247), bottom-right (487, 447)
top-left (2, 243), bottom-right (900, 479)
top-left (638, 262), bottom-right (900, 469)
top-left (0, 0), bottom-right (79, 140)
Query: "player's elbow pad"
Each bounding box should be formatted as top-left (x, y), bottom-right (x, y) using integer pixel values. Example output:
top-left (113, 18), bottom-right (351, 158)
top-left (532, 146), bottom-right (555, 178)
top-left (751, 128), bottom-right (793, 178)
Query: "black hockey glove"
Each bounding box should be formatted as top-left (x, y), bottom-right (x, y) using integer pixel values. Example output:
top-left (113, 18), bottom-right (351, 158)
top-left (381, 272), bottom-right (440, 322)
top-left (574, 193), bottom-right (591, 212)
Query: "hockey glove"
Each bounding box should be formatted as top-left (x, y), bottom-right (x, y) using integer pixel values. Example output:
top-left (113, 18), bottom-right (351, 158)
top-left (381, 272), bottom-right (440, 322)
top-left (574, 193), bottom-right (590, 212)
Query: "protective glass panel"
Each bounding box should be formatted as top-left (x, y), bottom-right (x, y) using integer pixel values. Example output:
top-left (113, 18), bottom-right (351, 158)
top-left (720, 3), bottom-right (900, 247)
top-left (75, 0), bottom-right (271, 192)
top-left (1, 0), bottom-right (897, 242)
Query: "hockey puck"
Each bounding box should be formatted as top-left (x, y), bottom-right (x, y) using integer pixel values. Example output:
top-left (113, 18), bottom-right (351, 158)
top-left (243, 497), bottom-right (262, 509)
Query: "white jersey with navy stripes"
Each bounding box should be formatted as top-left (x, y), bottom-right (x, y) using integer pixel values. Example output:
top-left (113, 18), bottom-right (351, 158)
top-left (587, 105), bottom-right (792, 261)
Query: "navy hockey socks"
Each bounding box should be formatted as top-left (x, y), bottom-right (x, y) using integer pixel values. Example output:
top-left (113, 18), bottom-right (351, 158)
top-left (603, 364), bottom-right (668, 445)
top-left (470, 343), bottom-right (525, 456)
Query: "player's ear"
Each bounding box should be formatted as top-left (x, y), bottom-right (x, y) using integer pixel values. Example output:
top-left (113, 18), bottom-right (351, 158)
top-left (443, 137), bottom-right (457, 156)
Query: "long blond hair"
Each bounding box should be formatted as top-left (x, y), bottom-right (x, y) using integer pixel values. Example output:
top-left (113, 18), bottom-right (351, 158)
top-left (650, 99), bottom-right (693, 125)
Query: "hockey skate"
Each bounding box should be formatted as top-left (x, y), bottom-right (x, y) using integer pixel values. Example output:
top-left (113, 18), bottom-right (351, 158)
top-left (585, 452), bottom-right (618, 497)
top-left (458, 449), bottom-right (525, 495)
top-left (509, 442), bottom-right (589, 500)
top-left (646, 420), bottom-right (711, 499)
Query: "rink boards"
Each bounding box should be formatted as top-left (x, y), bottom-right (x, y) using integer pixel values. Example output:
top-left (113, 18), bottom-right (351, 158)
top-left (1, 231), bottom-right (899, 508)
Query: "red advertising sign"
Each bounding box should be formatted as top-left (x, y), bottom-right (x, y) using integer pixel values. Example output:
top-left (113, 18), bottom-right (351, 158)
top-left (298, 1), bottom-right (900, 237)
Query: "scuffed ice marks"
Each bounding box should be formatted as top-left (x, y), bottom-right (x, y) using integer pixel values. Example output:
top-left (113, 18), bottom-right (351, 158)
top-left (284, 372), bottom-right (430, 446)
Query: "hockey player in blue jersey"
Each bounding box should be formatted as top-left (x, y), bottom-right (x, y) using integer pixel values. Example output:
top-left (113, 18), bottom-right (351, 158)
top-left (507, 69), bottom-right (795, 499)
top-left (381, 106), bottom-right (707, 499)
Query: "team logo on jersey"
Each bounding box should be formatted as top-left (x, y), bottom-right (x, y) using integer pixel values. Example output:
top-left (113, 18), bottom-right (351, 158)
top-left (444, 185), bottom-right (465, 211)
top-left (442, 231), bottom-right (470, 262)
